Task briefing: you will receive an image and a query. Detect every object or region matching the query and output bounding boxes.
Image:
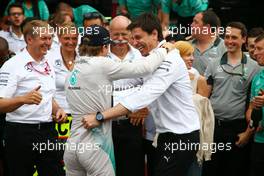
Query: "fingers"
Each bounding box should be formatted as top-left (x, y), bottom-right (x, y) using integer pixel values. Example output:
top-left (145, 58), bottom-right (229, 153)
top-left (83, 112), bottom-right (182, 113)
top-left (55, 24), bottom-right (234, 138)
top-left (54, 109), bottom-right (67, 123)
top-left (34, 85), bottom-right (41, 91)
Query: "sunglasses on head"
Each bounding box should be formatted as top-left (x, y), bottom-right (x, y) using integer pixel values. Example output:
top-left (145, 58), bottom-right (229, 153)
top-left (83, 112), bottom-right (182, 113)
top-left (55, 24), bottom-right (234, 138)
top-left (83, 12), bottom-right (101, 20)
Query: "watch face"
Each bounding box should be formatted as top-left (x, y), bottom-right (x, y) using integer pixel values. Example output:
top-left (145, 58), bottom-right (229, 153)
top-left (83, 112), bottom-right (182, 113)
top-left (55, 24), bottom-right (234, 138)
top-left (96, 113), bottom-right (104, 121)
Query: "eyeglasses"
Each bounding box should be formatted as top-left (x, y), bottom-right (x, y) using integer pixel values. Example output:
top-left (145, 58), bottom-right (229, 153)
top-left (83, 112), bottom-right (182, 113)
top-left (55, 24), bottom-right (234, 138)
top-left (10, 12), bottom-right (23, 17)
top-left (83, 12), bottom-right (101, 20)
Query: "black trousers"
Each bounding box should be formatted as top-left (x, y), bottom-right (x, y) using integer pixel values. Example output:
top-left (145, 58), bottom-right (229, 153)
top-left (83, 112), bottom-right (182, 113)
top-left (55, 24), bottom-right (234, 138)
top-left (4, 122), bottom-right (65, 176)
top-left (154, 130), bottom-right (200, 176)
top-left (250, 142), bottom-right (264, 176)
top-left (143, 138), bottom-right (157, 176)
top-left (202, 119), bottom-right (252, 176)
top-left (112, 119), bottom-right (144, 176)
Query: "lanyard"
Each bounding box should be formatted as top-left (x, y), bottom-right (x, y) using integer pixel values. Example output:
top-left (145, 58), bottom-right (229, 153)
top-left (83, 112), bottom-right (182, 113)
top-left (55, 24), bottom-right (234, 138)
top-left (28, 61), bottom-right (51, 75)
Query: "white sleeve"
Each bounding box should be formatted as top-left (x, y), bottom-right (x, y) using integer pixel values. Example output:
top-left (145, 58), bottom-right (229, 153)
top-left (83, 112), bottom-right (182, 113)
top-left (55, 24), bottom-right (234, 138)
top-left (105, 48), bottom-right (167, 80)
top-left (0, 61), bottom-right (18, 98)
top-left (120, 50), bottom-right (180, 112)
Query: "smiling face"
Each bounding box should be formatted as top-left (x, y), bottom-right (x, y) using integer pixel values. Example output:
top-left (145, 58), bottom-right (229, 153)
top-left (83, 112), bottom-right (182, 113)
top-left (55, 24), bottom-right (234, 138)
top-left (224, 27), bottom-right (246, 53)
top-left (254, 39), bottom-right (264, 66)
top-left (246, 37), bottom-right (257, 59)
top-left (182, 52), bottom-right (194, 69)
top-left (130, 27), bottom-right (158, 56)
top-left (59, 33), bottom-right (78, 52)
top-left (27, 32), bottom-right (52, 57)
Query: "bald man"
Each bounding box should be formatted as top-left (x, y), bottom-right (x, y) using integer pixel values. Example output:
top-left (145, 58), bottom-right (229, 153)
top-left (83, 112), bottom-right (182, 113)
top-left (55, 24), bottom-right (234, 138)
top-left (109, 16), bottom-right (145, 176)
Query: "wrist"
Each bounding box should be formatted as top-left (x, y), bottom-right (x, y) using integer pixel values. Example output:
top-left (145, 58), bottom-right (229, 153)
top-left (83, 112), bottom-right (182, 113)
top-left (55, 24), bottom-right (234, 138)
top-left (95, 112), bottom-right (105, 122)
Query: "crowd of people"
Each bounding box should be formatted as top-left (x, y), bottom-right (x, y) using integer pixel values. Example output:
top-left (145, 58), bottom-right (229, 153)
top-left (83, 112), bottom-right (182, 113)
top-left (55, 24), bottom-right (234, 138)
top-left (0, 1), bottom-right (263, 176)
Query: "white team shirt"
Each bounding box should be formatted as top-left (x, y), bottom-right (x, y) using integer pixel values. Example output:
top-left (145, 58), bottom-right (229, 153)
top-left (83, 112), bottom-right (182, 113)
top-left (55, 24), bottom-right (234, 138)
top-left (0, 49), bottom-right (56, 123)
top-left (109, 45), bottom-right (143, 106)
top-left (0, 27), bottom-right (26, 53)
top-left (120, 42), bottom-right (200, 134)
top-left (47, 47), bottom-right (76, 114)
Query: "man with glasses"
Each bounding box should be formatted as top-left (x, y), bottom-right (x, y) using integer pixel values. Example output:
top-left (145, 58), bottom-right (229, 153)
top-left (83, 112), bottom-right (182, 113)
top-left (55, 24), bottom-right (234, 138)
top-left (83, 12), bottom-right (104, 28)
top-left (0, 3), bottom-right (26, 53)
top-left (203, 22), bottom-right (260, 176)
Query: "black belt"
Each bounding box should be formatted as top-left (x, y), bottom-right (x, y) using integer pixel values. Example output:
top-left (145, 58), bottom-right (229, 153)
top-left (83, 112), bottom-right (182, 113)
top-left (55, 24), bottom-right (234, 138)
top-left (112, 118), bottom-right (130, 125)
top-left (215, 118), bottom-right (247, 127)
top-left (6, 121), bottom-right (55, 130)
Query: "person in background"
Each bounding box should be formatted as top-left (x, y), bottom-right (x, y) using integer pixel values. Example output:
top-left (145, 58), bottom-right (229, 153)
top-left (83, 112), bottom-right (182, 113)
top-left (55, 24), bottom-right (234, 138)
top-left (56, 2), bottom-right (100, 28)
top-left (83, 12), bottom-right (104, 29)
top-left (190, 9), bottom-right (226, 75)
top-left (246, 33), bottom-right (264, 176)
top-left (118, 0), bottom-right (161, 20)
top-left (4, 0), bottom-right (49, 21)
top-left (0, 2), bottom-right (26, 53)
top-left (246, 27), bottom-right (264, 60)
top-left (161, 0), bottom-right (208, 33)
top-left (203, 22), bottom-right (260, 176)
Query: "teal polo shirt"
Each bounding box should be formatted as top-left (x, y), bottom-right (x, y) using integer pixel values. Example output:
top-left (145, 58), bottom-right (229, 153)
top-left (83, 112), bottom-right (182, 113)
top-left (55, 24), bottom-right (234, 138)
top-left (118, 0), bottom-right (161, 20)
top-left (192, 37), bottom-right (227, 75)
top-left (251, 69), bottom-right (264, 143)
top-left (205, 52), bottom-right (260, 121)
top-left (161, 0), bottom-right (208, 17)
top-left (72, 5), bottom-right (98, 28)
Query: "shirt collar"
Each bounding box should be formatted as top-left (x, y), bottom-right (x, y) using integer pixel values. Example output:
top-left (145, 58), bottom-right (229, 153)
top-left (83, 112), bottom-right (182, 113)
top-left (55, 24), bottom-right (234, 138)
top-left (220, 52), bottom-right (248, 65)
top-left (9, 26), bottom-right (24, 41)
top-left (192, 36), bottom-right (221, 49)
top-left (22, 48), bottom-right (47, 65)
top-left (109, 44), bottom-right (136, 62)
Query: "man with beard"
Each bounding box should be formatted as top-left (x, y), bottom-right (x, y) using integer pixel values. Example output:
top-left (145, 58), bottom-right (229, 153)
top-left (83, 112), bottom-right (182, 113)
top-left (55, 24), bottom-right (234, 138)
top-left (109, 15), bottom-right (145, 176)
top-left (0, 3), bottom-right (26, 53)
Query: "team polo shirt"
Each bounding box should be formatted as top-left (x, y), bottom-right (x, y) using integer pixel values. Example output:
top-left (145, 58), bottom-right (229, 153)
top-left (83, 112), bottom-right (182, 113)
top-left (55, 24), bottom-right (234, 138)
top-left (161, 0), bottom-right (208, 17)
top-left (118, 0), bottom-right (161, 20)
top-left (0, 49), bottom-right (56, 123)
top-left (47, 48), bottom-right (77, 114)
top-left (0, 27), bottom-right (26, 53)
top-left (192, 37), bottom-right (226, 75)
top-left (120, 48), bottom-right (200, 134)
top-left (250, 69), bottom-right (264, 143)
top-left (72, 5), bottom-right (98, 28)
top-left (205, 52), bottom-right (260, 121)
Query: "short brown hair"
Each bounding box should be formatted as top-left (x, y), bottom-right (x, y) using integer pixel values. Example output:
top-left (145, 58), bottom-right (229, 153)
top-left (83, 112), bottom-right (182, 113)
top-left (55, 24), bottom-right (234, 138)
top-left (78, 44), bottom-right (103, 56)
top-left (226, 22), bottom-right (247, 38)
top-left (23, 20), bottom-right (50, 42)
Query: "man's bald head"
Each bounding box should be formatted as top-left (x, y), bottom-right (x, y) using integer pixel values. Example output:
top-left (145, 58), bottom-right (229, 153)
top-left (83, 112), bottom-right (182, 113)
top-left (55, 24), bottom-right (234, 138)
top-left (109, 15), bottom-right (131, 31)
